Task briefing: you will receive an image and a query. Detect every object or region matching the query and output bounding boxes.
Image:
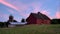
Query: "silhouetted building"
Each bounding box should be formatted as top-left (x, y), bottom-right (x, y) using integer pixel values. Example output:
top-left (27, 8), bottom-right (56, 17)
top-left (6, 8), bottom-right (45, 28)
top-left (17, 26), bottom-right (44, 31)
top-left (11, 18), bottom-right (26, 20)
top-left (26, 12), bottom-right (51, 24)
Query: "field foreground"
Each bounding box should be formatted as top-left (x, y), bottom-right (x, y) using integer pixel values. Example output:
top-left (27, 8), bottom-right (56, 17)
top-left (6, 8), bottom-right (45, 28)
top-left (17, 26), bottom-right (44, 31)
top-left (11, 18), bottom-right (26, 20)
top-left (0, 24), bottom-right (60, 34)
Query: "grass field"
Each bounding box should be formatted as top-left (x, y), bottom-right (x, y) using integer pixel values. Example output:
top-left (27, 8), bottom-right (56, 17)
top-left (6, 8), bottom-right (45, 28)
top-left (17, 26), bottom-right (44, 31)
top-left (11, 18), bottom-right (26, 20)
top-left (0, 24), bottom-right (60, 34)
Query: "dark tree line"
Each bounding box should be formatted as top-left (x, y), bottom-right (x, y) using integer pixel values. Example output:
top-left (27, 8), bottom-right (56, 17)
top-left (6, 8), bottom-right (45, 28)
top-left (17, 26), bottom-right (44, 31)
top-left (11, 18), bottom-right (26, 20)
top-left (51, 19), bottom-right (60, 24)
top-left (0, 22), bottom-right (10, 28)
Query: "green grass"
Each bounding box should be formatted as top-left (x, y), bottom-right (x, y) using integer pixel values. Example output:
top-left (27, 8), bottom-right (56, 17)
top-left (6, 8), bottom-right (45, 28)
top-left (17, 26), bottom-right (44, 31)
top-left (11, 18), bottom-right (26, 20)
top-left (0, 24), bottom-right (60, 34)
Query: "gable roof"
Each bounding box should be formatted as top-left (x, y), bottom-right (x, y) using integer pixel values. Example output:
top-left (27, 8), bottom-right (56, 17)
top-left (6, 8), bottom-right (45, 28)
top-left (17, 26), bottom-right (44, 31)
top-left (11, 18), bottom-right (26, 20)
top-left (30, 12), bottom-right (50, 20)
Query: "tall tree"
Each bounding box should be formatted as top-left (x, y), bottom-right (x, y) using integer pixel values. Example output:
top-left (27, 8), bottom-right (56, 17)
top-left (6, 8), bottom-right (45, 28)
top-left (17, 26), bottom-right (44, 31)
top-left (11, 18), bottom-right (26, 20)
top-left (21, 18), bottom-right (25, 22)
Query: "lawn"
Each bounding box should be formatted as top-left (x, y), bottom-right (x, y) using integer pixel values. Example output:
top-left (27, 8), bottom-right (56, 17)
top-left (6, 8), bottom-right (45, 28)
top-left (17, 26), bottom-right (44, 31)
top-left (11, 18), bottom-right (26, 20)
top-left (0, 24), bottom-right (60, 34)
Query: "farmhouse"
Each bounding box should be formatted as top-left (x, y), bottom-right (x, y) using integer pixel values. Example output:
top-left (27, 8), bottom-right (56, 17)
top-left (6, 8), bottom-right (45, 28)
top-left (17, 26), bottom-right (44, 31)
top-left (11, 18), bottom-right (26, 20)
top-left (7, 15), bottom-right (27, 27)
top-left (26, 12), bottom-right (51, 24)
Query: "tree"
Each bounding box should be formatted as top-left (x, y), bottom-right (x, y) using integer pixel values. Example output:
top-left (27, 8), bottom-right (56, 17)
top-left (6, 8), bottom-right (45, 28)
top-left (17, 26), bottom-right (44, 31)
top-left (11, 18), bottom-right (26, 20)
top-left (21, 18), bottom-right (25, 22)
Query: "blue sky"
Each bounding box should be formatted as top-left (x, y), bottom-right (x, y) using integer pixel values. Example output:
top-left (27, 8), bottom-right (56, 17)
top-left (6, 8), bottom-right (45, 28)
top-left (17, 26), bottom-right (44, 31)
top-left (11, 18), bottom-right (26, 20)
top-left (0, 0), bottom-right (60, 22)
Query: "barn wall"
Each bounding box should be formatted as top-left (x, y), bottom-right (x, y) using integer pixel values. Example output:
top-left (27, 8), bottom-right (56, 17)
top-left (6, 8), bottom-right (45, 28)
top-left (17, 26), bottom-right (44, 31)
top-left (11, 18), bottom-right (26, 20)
top-left (43, 20), bottom-right (50, 24)
top-left (37, 19), bottom-right (43, 24)
top-left (26, 15), bottom-right (37, 24)
top-left (37, 19), bottom-right (50, 24)
top-left (26, 14), bottom-right (51, 24)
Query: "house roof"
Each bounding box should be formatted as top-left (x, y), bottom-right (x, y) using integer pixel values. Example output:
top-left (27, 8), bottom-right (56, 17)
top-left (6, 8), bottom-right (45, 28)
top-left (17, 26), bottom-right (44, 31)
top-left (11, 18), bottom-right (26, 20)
top-left (10, 22), bottom-right (27, 25)
top-left (30, 12), bottom-right (50, 20)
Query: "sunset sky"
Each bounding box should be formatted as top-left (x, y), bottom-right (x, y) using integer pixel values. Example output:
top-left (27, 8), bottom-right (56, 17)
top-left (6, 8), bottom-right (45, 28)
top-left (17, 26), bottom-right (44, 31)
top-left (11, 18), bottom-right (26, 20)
top-left (0, 0), bottom-right (60, 22)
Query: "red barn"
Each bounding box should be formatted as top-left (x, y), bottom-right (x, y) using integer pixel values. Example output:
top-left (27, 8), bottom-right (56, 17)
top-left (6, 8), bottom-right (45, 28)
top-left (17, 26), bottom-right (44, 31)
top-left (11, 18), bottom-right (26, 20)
top-left (26, 12), bottom-right (51, 24)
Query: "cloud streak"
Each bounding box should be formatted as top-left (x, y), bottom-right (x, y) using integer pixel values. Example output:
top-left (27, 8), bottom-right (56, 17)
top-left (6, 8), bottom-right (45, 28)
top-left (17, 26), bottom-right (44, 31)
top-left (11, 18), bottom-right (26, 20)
top-left (0, 0), bottom-right (19, 11)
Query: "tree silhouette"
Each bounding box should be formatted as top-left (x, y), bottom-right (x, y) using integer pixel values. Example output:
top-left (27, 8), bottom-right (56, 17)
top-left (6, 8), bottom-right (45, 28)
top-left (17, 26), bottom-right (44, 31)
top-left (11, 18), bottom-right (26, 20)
top-left (51, 19), bottom-right (60, 24)
top-left (21, 18), bottom-right (25, 22)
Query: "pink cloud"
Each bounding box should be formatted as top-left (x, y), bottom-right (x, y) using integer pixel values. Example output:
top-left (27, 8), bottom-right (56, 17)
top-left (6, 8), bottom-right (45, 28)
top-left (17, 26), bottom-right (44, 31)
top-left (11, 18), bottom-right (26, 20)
top-left (40, 10), bottom-right (50, 15)
top-left (9, 0), bottom-right (42, 14)
top-left (1, 0), bottom-right (44, 19)
top-left (40, 10), bottom-right (52, 19)
top-left (0, 0), bottom-right (19, 11)
top-left (55, 11), bottom-right (60, 19)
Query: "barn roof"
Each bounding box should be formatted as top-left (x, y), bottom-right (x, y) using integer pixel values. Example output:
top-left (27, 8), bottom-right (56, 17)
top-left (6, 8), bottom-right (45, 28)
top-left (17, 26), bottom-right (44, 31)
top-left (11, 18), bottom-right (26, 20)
top-left (30, 12), bottom-right (50, 20)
